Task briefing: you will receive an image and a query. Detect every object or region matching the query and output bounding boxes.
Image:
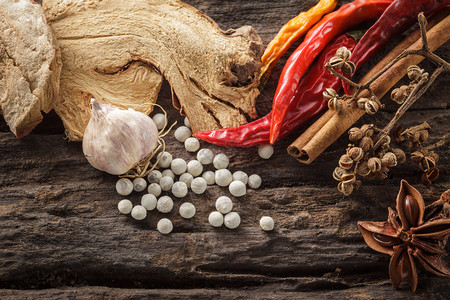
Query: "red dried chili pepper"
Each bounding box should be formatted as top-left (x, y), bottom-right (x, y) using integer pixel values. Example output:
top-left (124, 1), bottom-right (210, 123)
top-left (269, 0), bottom-right (392, 144)
top-left (195, 34), bottom-right (356, 147)
top-left (343, 0), bottom-right (450, 94)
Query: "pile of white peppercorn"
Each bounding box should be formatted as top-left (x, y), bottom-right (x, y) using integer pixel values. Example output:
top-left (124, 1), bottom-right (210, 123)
top-left (116, 116), bottom-right (274, 234)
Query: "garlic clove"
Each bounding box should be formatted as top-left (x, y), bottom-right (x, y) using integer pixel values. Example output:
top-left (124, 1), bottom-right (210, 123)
top-left (82, 99), bottom-right (159, 175)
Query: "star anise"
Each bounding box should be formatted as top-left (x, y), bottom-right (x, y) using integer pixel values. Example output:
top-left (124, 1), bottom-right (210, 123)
top-left (358, 180), bottom-right (450, 291)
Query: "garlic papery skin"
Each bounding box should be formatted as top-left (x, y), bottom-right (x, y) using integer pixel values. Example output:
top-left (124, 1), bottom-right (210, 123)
top-left (82, 99), bottom-right (158, 175)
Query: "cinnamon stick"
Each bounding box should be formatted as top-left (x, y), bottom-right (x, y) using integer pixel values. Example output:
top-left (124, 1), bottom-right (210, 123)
top-left (288, 13), bottom-right (450, 164)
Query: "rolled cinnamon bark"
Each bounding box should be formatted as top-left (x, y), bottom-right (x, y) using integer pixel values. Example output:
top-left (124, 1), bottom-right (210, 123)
top-left (288, 13), bottom-right (450, 164)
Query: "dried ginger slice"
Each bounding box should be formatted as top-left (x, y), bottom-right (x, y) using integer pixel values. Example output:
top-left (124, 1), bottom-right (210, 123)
top-left (0, 0), bottom-right (62, 138)
top-left (44, 0), bottom-right (263, 141)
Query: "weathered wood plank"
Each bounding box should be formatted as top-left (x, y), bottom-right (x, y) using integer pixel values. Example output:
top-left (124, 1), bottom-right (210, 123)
top-left (1, 282), bottom-right (450, 300)
top-left (0, 0), bottom-right (449, 297)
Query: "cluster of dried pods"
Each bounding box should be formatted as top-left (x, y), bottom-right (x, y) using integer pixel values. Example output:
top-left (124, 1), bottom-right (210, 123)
top-left (391, 65), bottom-right (429, 104)
top-left (358, 180), bottom-right (450, 291)
top-left (329, 62), bottom-right (442, 196)
top-left (394, 122), bottom-right (440, 186)
top-left (323, 46), bottom-right (383, 115)
top-left (333, 124), bottom-right (406, 196)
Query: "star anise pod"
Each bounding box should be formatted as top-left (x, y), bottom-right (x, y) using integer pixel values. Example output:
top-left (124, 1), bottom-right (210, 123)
top-left (358, 180), bottom-right (450, 291)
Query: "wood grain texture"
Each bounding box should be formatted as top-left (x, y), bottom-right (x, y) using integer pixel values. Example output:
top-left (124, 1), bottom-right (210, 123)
top-left (0, 0), bottom-right (449, 298)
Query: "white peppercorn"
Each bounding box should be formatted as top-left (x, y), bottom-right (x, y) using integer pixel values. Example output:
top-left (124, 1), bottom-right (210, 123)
top-left (133, 177), bottom-right (147, 192)
top-left (185, 137), bottom-right (200, 152)
top-left (197, 149), bottom-right (214, 165)
top-left (215, 196), bottom-right (233, 214)
top-left (179, 202), bottom-right (196, 219)
top-left (147, 170), bottom-right (162, 184)
top-left (161, 169), bottom-right (175, 180)
top-left (184, 116), bottom-right (191, 128)
top-left (213, 153), bottom-right (229, 169)
top-left (187, 160), bottom-right (203, 177)
top-left (152, 113), bottom-right (166, 130)
top-left (202, 171), bottom-right (215, 185)
top-left (172, 181), bottom-right (188, 198)
top-left (224, 212), bottom-right (241, 229)
top-left (232, 171), bottom-right (248, 185)
top-left (208, 211), bottom-right (224, 227)
top-left (147, 183), bottom-right (162, 197)
top-left (171, 158), bottom-right (187, 175)
top-left (131, 205), bottom-right (147, 220)
top-left (215, 169), bottom-right (232, 187)
top-left (229, 180), bottom-right (246, 197)
top-left (248, 174), bottom-right (262, 189)
top-left (157, 151), bottom-right (172, 168)
top-left (117, 199), bottom-right (133, 214)
top-left (258, 144), bottom-right (274, 159)
top-left (116, 178), bottom-right (133, 196)
top-left (191, 177), bottom-right (207, 194)
top-left (157, 218), bottom-right (173, 234)
top-left (159, 176), bottom-right (174, 191)
top-left (174, 126), bottom-right (192, 142)
top-left (179, 173), bottom-right (194, 188)
top-left (259, 216), bottom-right (274, 231)
top-left (141, 194), bottom-right (157, 210)
top-left (157, 196), bottom-right (174, 213)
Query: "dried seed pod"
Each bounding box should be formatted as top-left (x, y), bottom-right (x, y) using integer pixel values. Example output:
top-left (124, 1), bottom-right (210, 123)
top-left (333, 167), bottom-right (347, 181)
top-left (364, 100), bottom-right (379, 115)
top-left (422, 167), bottom-right (439, 186)
top-left (360, 124), bottom-right (374, 137)
top-left (418, 130), bottom-right (429, 142)
top-left (323, 88), bottom-right (338, 100)
top-left (328, 98), bottom-right (342, 111)
top-left (341, 172), bottom-right (356, 185)
top-left (407, 65), bottom-right (423, 82)
top-left (329, 56), bottom-right (344, 69)
top-left (348, 127), bottom-right (363, 142)
top-left (335, 46), bottom-right (352, 61)
top-left (359, 136), bottom-right (374, 152)
top-left (391, 148), bottom-right (406, 164)
top-left (338, 182), bottom-right (354, 196)
top-left (370, 95), bottom-right (381, 105)
top-left (339, 154), bottom-right (353, 170)
top-left (367, 157), bottom-right (382, 173)
top-left (407, 130), bottom-right (420, 143)
top-left (357, 97), bottom-right (369, 109)
top-left (381, 152), bottom-right (397, 168)
top-left (411, 151), bottom-right (424, 163)
top-left (409, 141), bottom-right (421, 152)
top-left (419, 156), bottom-right (435, 172)
top-left (428, 151), bottom-right (439, 164)
top-left (357, 160), bottom-right (371, 177)
top-left (347, 147), bottom-right (364, 162)
top-left (341, 61), bottom-right (356, 76)
top-left (390, 86), bottom-right (409, 104)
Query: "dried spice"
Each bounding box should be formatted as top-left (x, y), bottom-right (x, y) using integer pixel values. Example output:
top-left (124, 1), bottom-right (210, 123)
top-left (358, 180), bottom-right (450, 291)
top-left (44, 0), bottom-right (263, 141)
top-left (288, 12), bottom-right (450, 164)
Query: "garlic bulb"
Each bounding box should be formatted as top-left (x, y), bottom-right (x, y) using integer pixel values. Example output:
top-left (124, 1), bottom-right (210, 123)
top-left (83, 99), bottom-right (158, 175)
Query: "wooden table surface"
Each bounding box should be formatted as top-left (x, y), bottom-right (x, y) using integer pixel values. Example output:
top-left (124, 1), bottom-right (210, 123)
top-left (1, 1), bottom-right (449, 298)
